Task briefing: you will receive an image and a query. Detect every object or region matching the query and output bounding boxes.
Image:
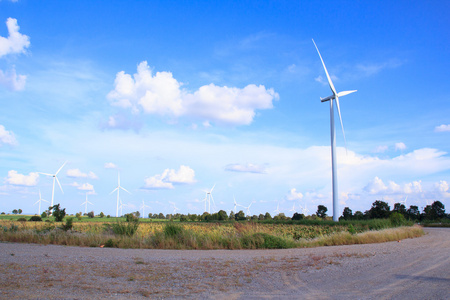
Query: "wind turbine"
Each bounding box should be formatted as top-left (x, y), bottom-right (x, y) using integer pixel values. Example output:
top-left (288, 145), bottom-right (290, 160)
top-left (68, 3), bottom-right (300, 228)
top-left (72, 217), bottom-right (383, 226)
top-left (299, 203), bottom-right (309, 216)
top-left (243, 201), bottom-right (254, 216)
top-left (38, 161), bottom-right (67, 207)
top-left (273, 201), bottom-right (280, 215)
top-left (313, 39), bottom-right (357, 222)
top-left (202, 184), bottom-right (216, 213)
top-left (400, 196), bottom-right (408, 207)
top-left (110, 172), bottom-right (131, 217)
top-left (81, 193), bottom-right (93, 214)
top-left (169, 201), bottom-right (180, 214)
top-left (289, 203), bottom-right (297, 215)
top-left (140, 200), bottom-right (150, 218)
top-left (34, 190), bottom-right (49, 215)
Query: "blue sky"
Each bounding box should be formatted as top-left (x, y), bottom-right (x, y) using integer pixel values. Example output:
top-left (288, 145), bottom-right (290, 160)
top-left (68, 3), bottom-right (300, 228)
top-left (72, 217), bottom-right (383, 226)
top-left (1, 0), bottom-right (449, 217)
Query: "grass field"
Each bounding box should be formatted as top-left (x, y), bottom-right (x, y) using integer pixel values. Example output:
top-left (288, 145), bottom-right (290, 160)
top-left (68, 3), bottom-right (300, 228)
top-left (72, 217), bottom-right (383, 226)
top-left (0, 214), bottom-right (423, 250)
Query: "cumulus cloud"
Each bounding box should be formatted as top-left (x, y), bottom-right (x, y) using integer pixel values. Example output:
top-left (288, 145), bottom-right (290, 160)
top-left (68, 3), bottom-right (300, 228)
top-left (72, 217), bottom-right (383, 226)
top-left (143, 165), bottom-right (196, 189)
top-left (435, 124), bottom-right (450, 132)
top-left (395, 142), bottom-right (406, 151)
top-left (0, 67), bottom-right (26, 91)
top-left (66, 169), bottom-right (98, 179)
top-left (6, 170), bottom-right (39, 186)
top-left (224, 163), bottom-right (266, 174)
top-left (0, 18), bottom-right (30, 58)
top-left (0, 125), bottom-right (17, 146)
top-left (104, 162), bottom-right (117, 169)
top-left (374, 145), bottom-right (388, 153)
top-left (107, 61), bottom-right (278, 126)
top-left (71, 182), bottom-right (95, 192)
top-left (364, 177), bottom-right (402, 194)
top-left (286, 188), bottom-right (304, 201)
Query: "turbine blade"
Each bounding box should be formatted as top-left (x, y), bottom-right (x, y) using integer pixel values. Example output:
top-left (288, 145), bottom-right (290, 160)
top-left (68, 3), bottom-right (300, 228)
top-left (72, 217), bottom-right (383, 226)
top-left (312, 39), bottom-right (337, 96)
top-left (120, 186), bottom-right (131, 194)
top-left (335, 96), bottom-right (347, 152)
top-left (110, 187), bottom-right (118, 194)
top-left (55, 176), bottom-right (64, 193)
top-left (210, 183), bottom-right (216, 193)
top-left (337, 90), bottom-right (357, 97)
top-left (38, 172), bottom-right (53, 176)
top-left (56, 161), bottom-right (67, 175)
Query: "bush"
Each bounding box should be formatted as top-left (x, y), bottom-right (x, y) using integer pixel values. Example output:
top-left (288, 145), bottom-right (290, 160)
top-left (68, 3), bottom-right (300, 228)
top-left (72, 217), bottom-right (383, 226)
top-left (87, 211), bottom-right (95, 218)
top-left (29, 216), bottom-right (42, 222)
top-left (110, 216), bottom-right (140, 236)
top-left (62, 217), bottom-right (74, 231)
top-left (41, 211), bottom-right (47, 218)
top-left (163, 223), bottom-right (184, 237)
top-left (390, 212), bottom-right (407, 227)
top-left (17, 217), bottom-right (27, 222)
top-left (50, 204), bottom-right (66, 222)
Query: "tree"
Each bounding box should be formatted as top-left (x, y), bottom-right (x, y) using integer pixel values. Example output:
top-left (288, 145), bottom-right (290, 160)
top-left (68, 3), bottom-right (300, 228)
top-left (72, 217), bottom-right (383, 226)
top-left (158, 213), bottom-right (165, 219)
top-left (423, 201), bottom-right (446, 220)
top-left (99, 212), bottom-right (105, 218)
top-left (87, 211), bottom-right (95, 218)
top-left (264, 212), bottom-right (272, 220)
top-left (292, 212), bottom-right (304, 220)
top-left (367, 200), bottom-right (390, 219)
top-left (50, 204), bottom-right (66, 222)
top-left (406, 205), bottom-right (420, 220)
top-left (235, 210), bottom-right (246, 221)
top-left (217, 210), bottom-right (228, 221)
top-left (316, 205), bottom-right (328, 218)
top-left (135, 211), bottom-right (140, 218)
top-left (18, 209), bottom-right (22, 214)
top-left (12, 209), bottom-right (18, 214)
top-left (341, 207), bottom-right (353, 220)
top-left (353, 211), bottom-right (364, 220)
top-left (393, 203), bottom-right (407, 215)
top-left (41, 211), bottom-right (47, 218)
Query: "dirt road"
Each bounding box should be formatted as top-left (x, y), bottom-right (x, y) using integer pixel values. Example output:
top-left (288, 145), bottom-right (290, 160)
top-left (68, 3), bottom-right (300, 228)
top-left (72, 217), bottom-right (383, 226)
top-left (1, 227), bottom-right (449, 299)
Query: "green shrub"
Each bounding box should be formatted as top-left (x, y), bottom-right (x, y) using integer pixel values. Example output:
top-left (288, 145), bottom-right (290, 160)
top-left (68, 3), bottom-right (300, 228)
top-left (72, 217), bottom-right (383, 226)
top-left (104, 238), bottom-right (117, 248)
top-left (163, 223), bottom-right (184, 237)
top-left (29, 216), bottom-right (42, 222)
top-left (111, 220), bottom-right (139, 236)
top-left (390, 212), bottom-right (406, 227)
top-left (17, 217), bottom-right (27, 222)
top-left (62, 217), bottom-right (74, 231)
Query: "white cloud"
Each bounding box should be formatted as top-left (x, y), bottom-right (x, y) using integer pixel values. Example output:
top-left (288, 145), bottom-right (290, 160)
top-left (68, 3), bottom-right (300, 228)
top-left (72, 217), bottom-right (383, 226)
top-left (224, 163), bottom-right (266, 174)
top-left (77, 183), bottom-right (94, 191)
top-left (6, 170), bottom-right (39, 186)
top-left (364, 177), bottom-right (403, 195)
top-left (104, 162), bottom-right (117, 169)
top-left (395, 142), bottom-right (406, 151)
top-left (435, 124), bottom-right (450, 132)
top-left (66, 169), bottom-right (98, 179)
top-left (0, 125), bottom-right (17, 146)
top-left (0, 18), bottom-right (30, 58)
top-left (374, 145), bottom-right (388, 153)
top-left (0, 67), bottom-right (26, 91)
top-left (143, 165), bottom-right (196, 189)
top-left (434, 180), bottom-right (450, 198)
top-left (404, 180), bottom-right (422, 194)
top-left (286, 188), bottom-right (303, 201)
top-left (107, 61), bottom-right (278, 125)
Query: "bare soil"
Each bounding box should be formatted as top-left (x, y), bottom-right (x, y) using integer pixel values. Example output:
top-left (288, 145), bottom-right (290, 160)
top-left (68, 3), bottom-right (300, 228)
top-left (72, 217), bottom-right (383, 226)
top-left (0, 227), bottom-right (449, 299)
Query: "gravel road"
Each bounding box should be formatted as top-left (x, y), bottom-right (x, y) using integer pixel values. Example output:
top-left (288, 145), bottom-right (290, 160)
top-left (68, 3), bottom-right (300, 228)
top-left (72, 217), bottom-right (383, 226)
top-left (1, 227), bottom-right (449, 299)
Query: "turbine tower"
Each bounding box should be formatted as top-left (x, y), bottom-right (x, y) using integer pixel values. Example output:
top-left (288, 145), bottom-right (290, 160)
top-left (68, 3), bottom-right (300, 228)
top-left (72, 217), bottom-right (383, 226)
top-left (313, 39), bottom-right (357, 222)
top-left (202, 184), bottom-right (216, 214)
top-left (140, 200), bottom-right (150, 218)
top-left (38, 161), bottom-right (67, 207)
top-left (110, 172), bottom-right (131, 217)
top-left (81, 193), bottom-right (93, 214)
top-left (34, 189), bottom-right (49, 215)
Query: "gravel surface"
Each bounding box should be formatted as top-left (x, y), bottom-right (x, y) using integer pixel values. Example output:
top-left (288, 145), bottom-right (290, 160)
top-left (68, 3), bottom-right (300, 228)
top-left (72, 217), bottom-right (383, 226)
top-left (1, 227), bottom-right (449, 299)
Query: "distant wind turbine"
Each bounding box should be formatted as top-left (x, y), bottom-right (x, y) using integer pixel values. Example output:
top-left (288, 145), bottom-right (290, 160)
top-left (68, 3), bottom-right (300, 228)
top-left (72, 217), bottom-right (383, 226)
top-left (313, 39), bottom-right (357, 222)
top-left (81, 193), bottom-right (93, 214)
top-left (243, 201), bottom-right (254, 216)
top-left (38, 161), bottom-right (67, 207)
top-left (170, 201), bottom-right (180, 214)
top-left (400, 196), bottom-right (408, 207)
top-left (34, 189), bottom-right (49, 215)
top-left (274, 201), bottom-right (280, 215)
top-left (202, 184), bottom-right (216, 214)
top-left (140, 200), bottom-right (150, 218)
top-left (110, 172), bottom-right (131, 217)
top-left (289, 203), bottom-right (296, 215)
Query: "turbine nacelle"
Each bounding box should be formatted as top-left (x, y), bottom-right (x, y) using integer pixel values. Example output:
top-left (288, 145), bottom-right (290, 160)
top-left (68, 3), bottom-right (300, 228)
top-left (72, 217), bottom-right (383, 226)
top-left (320, 90), bottom-right (357, 102)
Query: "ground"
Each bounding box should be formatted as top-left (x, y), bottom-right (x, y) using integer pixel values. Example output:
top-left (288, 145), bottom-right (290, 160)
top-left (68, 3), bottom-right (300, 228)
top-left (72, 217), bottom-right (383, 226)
top-left (0, 228), bottom-right (449, 299)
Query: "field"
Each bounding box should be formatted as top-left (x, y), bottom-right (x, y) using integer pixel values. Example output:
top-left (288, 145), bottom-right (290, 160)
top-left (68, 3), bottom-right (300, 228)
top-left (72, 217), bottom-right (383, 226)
top-left (0, 214), bottom-right (423, 250)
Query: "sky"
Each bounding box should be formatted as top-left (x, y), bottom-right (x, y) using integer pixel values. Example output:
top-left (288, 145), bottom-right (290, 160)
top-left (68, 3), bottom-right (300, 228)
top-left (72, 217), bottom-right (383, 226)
top-left (1, 0), bottom-right (449, 217)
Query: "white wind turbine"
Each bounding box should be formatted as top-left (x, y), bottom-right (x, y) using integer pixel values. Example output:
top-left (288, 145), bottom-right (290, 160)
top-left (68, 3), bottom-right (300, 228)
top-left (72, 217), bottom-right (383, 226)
top-left (299, 203), bottom-right (309, 216)
top-left (110, 172), bottom-right (131, 217)
top-left (81, 193), bottom-right (93, 214)
top-left (34, 190), bottom-right (49, 215)
top-left (202, 184), bottom-right (216, 213)
top-left (274, 201), bottom-right (280, 215)
top-left (243, 201), bottom-right (255, 216)
top-left (289, 203), bottom-right (297, 215)
top-left (140, 200), bottom-right (150, 218)
top-left (170, 202), bottom-right (180, 214)
top-left (313, 39), bottom-right (357, 222)
top-left (400, 196), bottom-right (408, 207)
top-left (38, 161), bottom-right (67, 208)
